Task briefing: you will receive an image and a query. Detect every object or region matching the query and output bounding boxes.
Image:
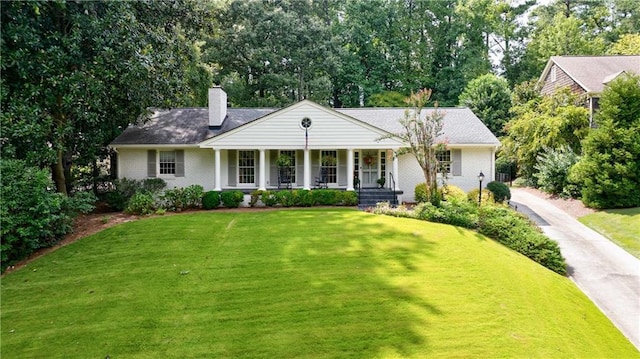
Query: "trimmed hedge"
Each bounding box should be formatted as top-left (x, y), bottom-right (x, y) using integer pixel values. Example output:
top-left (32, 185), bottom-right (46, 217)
top-left (373, 201), bottom-right (567, 275)
top-left (248, 189), bottom-right (357, 207)
top-left (486, 181), bottom-right (511, 203)
top-left (478, 206), bottom-right (566, 275)
top-left (203, 191), bottom-right (221, 209)
top-left (221, 190), bottom-right (245, 208)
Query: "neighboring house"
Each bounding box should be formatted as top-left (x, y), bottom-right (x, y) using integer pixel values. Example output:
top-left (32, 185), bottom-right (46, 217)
top-left (538, 55), bottom-right (640, 124)
top-left (110, 88), bottom-right (500, 204)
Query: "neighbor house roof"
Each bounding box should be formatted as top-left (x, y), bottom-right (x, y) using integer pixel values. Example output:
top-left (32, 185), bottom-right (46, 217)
top-left (111, 104), bottom-right (499, 147)
top-left (539, 55), bottom-right (640, 95)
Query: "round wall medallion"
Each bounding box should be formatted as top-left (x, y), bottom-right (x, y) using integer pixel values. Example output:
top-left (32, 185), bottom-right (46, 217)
top-left (301, 117), bottom-right (312, 129)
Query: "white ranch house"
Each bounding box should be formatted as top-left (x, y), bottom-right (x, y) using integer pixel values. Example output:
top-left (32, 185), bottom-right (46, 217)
top-left (110, 88), bottom-right (500, 204)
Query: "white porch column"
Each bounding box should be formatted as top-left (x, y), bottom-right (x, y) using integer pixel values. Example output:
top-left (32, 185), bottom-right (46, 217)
top-left (347, 149), bottom-right (354, 191)
top-left (303, 148), bottom-right (311, 190)
top-left (392, 150), bottom-right (400, 190)
top-left (259, 149), bottom-right (266, 190)
top-left (214, 149), bottom-right (221, 191)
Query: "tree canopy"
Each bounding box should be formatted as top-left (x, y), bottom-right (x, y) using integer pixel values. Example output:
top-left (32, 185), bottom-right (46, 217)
top-left (569, 74), bottom-right (640, 208)
top-left (458, 74), bottom-right (512, 136)
top-left (1, 1), bottom-right (212, 194)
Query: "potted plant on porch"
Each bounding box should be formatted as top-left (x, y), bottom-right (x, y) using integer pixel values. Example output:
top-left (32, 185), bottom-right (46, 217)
top-left (276, 154), bottom-right (292, 168)
top-left (377, 177), bottom-right (386, 188)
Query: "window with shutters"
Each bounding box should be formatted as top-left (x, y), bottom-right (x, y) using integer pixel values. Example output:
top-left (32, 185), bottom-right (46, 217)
top-left (238, 150), bottom-right (255, 184)
top-left (436, 150), bottom-right (451, 174)
top-left (159, 151), bottom-right (176, 175)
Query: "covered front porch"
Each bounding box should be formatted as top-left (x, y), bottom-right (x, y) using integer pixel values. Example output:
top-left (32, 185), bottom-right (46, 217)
top-left (206, 148), bottom-right (402, 192)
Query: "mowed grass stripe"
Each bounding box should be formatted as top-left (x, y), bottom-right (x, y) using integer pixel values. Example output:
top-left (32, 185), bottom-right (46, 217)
top-left (1, 209), bottom-right (637, 358)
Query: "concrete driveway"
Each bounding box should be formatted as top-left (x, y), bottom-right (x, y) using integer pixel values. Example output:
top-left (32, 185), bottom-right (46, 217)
top-left (510, 188), bottom-right (640, 350)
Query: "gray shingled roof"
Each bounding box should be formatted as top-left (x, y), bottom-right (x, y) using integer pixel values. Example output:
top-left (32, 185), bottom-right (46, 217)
top-left (111, 108), bottom-right (278, 145)
top-left (336, 107), bottom-right (500, 145)
top-left (543, 55), bottom-right (640, 94)
top-left (111, 105), bottom-right (500, 146)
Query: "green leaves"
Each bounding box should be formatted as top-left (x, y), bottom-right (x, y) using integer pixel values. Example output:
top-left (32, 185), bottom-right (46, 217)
top-left (1, 1), bottom-right (209, 192)
top-left (569, 75), bottom-right (640, 208)
top-left (458, 74), bottom-right (512, 136)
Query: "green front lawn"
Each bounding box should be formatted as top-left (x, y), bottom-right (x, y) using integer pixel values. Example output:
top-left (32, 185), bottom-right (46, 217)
top-left (579, 207), bottom-right (640, 258)
top-left (2, 209), bottom-right (637, 358)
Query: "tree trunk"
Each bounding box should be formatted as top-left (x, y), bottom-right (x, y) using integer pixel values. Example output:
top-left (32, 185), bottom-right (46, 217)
top-left (52, 150), bottom-right (68, 196)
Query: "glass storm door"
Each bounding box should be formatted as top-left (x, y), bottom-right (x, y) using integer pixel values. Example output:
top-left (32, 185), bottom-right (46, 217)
top-left (361, 151), bottom-right (378, 187)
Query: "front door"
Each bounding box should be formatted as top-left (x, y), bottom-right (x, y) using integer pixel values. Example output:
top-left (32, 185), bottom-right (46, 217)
top-left (361, 151), bottom-right (378, 187)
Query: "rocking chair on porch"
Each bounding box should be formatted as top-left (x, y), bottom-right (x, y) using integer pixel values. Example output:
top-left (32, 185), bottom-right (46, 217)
top-left (314, 168), bottom-right (328, 189)
top-left (278, 167), bottom-right (292, 189)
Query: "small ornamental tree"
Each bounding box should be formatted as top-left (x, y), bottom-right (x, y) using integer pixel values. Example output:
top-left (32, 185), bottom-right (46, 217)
top-left (381, 89), bottom-right (445, 205)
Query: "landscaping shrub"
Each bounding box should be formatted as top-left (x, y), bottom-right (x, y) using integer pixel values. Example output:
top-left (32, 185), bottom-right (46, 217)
top-left (312, 189), bottom-right (337, 205)
top-left (161, 185), bottom-right (204, 211)
top-left (105, 177), bottom-right (166, 210)
top-left (261, 190), bottom-right (278, 207)
top-left (413, 201), bottom-right (479, 229)
top-left (294, 190), bottom-right (315, 207)
top-left (441, 185), bottom-right (467, 202)
top-left (467, 188), bottom-right (493, 205)
top-left (275, 190), bottom-right (295, 207)
top-left (202, 191), bottom-right (221, 209)
top-left (414, 183), bottom-right (427, 203)
top-left (373, 197), bottom-right (566, 275)
top-left (339, 191), bottom-right (359, 206)
top-left (221, 190), bottom-right (245, 208)
top-left (249, 190), bottom-right (263, 207)
top-left (125, 192), bottom-right (156, 215)
top-left (486, 181), bottom-right (511, 203)
top-left (534, 146), bottom-right (579, 197)
top-left (0, 159), bottom-right (73, 271)
top-left (63, 191), bottom-right (97, 216)
top-left (478, 206), bottom-right (566, 275)
top-left (183, 185), bottom-right (204, 208)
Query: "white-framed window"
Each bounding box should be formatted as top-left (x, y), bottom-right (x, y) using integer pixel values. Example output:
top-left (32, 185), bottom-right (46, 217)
top-left (148, 149), bottom-right (184, 178)
top-left (551, 66), bottom-right (557, 82)
top-left (238, 150), bottom-right (255, 184)
top-left (320, 150), bottom-right (337, 183)
top-left (436, 150), bottom-right (451, 174)
top-left (159, 151), bottom-right (176, 175)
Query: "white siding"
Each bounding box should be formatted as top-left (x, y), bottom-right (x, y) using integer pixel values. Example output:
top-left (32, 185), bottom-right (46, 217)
top-left (200, 102), bottom-right (403, 149)
top-left (398, 147), bottom-right (496, 202)
top-left (118, 148), bottom-right (216, 190)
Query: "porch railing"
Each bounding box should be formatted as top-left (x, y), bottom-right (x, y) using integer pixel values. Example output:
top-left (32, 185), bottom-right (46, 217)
top-left (388, 171), bottom-right (397, 206)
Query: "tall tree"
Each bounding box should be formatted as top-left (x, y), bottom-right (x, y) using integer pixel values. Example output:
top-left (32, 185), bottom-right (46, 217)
top-left (503, 88), bottom-right (590, 182)
top-left (209, 0), bottom-right (335, 107)
top-left (1, 1), bottom-right (211, 194)
top-left (569, 74), bottom-right (640, 208)
top-left (458, 74), bottom-right (512, 136)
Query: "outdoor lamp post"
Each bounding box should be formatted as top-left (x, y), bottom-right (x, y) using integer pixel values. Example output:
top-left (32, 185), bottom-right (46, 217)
top-left (477, 171), bottom-right (485, 205)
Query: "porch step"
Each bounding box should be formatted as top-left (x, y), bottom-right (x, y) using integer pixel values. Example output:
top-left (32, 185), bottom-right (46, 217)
top-left (358, 188), bottom-right (399, 208)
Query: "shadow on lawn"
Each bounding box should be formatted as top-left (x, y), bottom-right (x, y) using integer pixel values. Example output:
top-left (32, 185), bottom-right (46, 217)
top-left (213, 211), bottom-right (444, 358)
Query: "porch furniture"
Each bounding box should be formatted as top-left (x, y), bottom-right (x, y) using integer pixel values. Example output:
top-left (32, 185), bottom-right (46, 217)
top-left (315, 168), bottom-right (328, 189)
top-left (278, 167), bottom-right (292, 189)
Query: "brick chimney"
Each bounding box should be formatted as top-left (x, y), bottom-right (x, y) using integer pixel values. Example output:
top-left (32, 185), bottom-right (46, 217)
top-left (208, 87), bottom-right (227, 128)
